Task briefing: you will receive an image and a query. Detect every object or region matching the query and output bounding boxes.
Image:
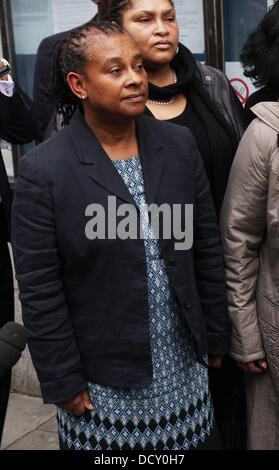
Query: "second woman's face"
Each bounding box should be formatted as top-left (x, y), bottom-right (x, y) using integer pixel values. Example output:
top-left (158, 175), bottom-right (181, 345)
top-left (122, 0), bottom-right (179, 69)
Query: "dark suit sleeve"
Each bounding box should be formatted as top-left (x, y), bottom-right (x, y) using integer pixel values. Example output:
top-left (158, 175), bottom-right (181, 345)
top-left (0, 85), bottom-right (35, 144)
top-left (191, 138), bottom-right (231, 355)
top-left (11, 155), bottom-right (87, 404)
top-left (33, 32), bottom-right (70, 143)
top-left (33, 38), bottom-right (56, 143)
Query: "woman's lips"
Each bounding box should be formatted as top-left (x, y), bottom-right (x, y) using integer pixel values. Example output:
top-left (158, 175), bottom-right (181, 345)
top-left (123, 93), bottom-right (145, 102)
top-left (153, 42), bottom-right (172, 50)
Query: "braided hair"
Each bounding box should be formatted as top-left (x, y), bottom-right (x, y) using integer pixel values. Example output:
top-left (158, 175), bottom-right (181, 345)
top-left (50, 21), bottom-right (128, 127)
top-left (98, 0), bottom-right (174, 24)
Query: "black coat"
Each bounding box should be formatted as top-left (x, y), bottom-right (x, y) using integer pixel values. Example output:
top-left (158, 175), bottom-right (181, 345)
top-left (0, 83), bottom-right (35, 444)
top-left (33, 30), bottom-right (72, 143)
top-left (12, 110), bottom-right (230, 404)
top-left (0, 85), bottom-right (35, 237)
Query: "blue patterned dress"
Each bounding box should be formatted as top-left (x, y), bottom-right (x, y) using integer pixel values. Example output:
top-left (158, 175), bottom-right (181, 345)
top-left (57, 155), bottom-right (215, 450)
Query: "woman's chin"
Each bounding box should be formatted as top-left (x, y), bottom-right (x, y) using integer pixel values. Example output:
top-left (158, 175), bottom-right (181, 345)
top-left (130, 106), bottom-right (146, 117)
top-left (147, 53), bottom-right (176, 69)
top-left (121, 102), bottom-right (146, 118)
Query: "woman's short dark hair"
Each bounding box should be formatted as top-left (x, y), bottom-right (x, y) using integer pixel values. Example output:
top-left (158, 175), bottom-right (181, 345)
top-left (98, 0), bottom-right (175, 25)
top-left (50, 21), bottom-right (129, 127)
top-left (240, 0), bottom-right (279, 88)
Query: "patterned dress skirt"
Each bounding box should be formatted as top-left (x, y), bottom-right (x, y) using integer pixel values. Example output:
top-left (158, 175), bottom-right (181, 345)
top-left (57, 155), bottom-right (218, 450)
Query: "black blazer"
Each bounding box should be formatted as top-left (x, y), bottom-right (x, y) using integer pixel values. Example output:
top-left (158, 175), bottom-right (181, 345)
top-left (0, 84), bottom-right (35, 238)
top-left (12, 110), bottom-right (230, 404)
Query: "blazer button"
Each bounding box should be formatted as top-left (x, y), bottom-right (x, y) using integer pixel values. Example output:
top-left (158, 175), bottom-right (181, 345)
top-left (184, 304), bottom-right (192, 310)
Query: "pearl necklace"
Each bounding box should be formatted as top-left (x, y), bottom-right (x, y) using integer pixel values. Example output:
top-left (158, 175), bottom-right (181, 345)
top-left (147, 70), bottom-right (177, 105)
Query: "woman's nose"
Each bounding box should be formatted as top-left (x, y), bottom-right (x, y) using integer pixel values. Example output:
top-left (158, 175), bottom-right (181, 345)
top-left (154, 19), bottom-right (169, 36)
top-left (126, 69), bottom-right (142, 86)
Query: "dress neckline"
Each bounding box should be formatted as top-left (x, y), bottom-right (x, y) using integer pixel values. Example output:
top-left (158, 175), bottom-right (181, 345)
top-left (112, 155), bottom-right (140, 162)
top-left (167, 101), bottom-right (188, 123)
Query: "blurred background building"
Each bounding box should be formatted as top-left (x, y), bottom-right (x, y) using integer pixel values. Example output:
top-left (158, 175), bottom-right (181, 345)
top-left (0, 0), bottom-right (275, 397)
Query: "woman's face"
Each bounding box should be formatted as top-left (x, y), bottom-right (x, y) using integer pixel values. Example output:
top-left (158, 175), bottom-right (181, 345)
top-left (122, 0), bottom-right (179, 69)
top-left (68, 32), bottom-right (148, 120)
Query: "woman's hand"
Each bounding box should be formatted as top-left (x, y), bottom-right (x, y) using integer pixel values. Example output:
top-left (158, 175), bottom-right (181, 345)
top-left (0, 61), bottom-right (8, 81)
top-left (237, 359), bottom-right (267, 374)
top-left (56, 390), bottom-right (94, 416)
top-left (208, 355), bottom-right (223, 368)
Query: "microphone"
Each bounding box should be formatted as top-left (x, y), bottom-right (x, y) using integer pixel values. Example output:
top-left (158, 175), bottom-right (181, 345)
top-left (0, 322), bottom-right (27, 379)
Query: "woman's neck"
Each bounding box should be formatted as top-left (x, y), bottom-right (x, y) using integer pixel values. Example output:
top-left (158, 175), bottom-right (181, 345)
top-left (84, 110), bottom-right (139, 160)
top-left (85, 111), bottom-right (134, 143)
top-left (146, 63), bottom-right (174, 87)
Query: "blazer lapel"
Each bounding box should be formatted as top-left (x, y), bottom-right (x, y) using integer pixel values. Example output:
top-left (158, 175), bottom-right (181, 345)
top-left (135, 115), bottom-right (165, 206)
top-left (69, 110), bottom-right (136, 206)
top-left (69, 110), bottom-right (165, 207)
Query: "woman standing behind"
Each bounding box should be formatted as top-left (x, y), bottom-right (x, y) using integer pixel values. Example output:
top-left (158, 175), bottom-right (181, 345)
top-left (241, 0), bottom-right (279, 124)
top-left (99, 0), bottom-right (247, 219)
top-left (12, 21), bottom-right (229, 450)
top-left (220, 101), bottom-right (279, 450)
top-left (99, 0), bottom-right (248, 448)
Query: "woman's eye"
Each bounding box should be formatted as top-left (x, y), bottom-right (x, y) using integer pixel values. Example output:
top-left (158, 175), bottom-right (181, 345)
top-left (110, 69), bottom-right (121, 75)
top-left (138, 17), bottom-right (150, 23)
top-left (135, 64), bottom-right (144, 71)
top-left (166, 16), bottom-right (175, 22)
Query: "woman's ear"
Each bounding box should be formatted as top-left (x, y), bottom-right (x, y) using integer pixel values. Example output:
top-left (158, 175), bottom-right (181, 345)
top-left (67, 72), bottom-right (87, 101)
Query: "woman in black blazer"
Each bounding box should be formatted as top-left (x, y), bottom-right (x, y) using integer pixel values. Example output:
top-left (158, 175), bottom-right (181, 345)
top-left (12, 21), bottom-right (230, 451)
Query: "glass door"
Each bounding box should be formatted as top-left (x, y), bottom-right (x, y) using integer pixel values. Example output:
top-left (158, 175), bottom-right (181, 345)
top-left (10, 0), bottom-right (98, 98)
top-left (174, 0), bottom-right (205, 62)
top-left (9, 0), bottom-right (98, 155)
